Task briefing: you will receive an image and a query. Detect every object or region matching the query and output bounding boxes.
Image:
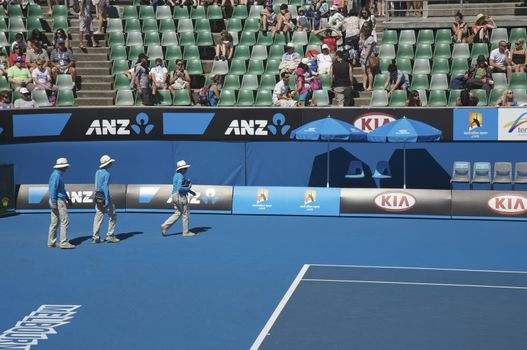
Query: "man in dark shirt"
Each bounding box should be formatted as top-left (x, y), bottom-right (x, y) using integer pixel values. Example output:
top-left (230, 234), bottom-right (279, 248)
top-left (330, 51), bottom-right (353, 106)
top-left (134, 53), bottom-right (153, 106)
top-left (50, 38), bottom-right (76, 85)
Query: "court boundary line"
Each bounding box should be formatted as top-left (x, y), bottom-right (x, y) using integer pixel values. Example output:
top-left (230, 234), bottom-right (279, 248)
top-left (302, 278), bottom-right (527, 290)
top-left (308, 264), bottom-right (527, 274)
top-left (250, 264), bottom-right (310, 350)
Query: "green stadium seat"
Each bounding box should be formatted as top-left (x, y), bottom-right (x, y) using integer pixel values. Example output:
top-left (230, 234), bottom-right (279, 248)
top-left (183, 45), bottom-right (200, 60)
top-left (265, 59), bottom-right (280, 74)
top-left (240, 31), bottom-right (257, 46)
top-left (241, 75), bottom-right (259, 90)
top-left (448, 89), bottom-right (462, 106)
top-left (379, 58), bottom-right (392, 73)
top-left (195, 18), bottom-right (211, 33)
top-left (451, 58), bottom-right (469, 77)
top-left (410, 74), bottom-right (429, 90)
top-left (207, 5), bottom-right (223, 20)
top-left (398, 30), bottom-right (416, 45)
top-left (430, 74), bottom-right (449, 90)
top-left (126, 32), bottom-right (143, 47)
top-left (379, 44), bottom-right (396, 59)
top-left (433, 43), bottom-right (451, 59)
top-left (435, 29), bottom-right (452, 44)
top-left (179, 32), bottom-right (196, 46)
top-left (112, 60), bottom-right (130, 75)
top-left (291, 31), bottom-right (308, 45)
top-left (371, 90), bottom-right (388, 106)
top-left (234, 45), bottom-right (251, 60)
top-left (161, 32), bottom-right (178, 46)
top-left (142, 18), bottom-right (158, 32)
top-left (165, 46), bottom-right (182, 60)
top-left (232, 5), bottom-right (249, 19)
top-left (0, 19), bottom-right (7, 33)
top-left (230, 58), bottom-right (247, 75)
top-left (186, 59), bottom-right (203, 74)
top-left (257, 32), bottom-right (274, 46)
top-left (155, 5), bottom-right (172, 20)
top-left (0, 76), bottom-right (11, 92)
top-left (106, 19), bottom-right (124, 33)
top-left (431, 58), bottom-right (449, 75)
top-left (243, 18), bottom-right (260, 32)
top-left (249, 5), bottom-right (263, 18)
top-left (268, 45), bottom-right (284, 59)
top-left (177, 19), bottom-right (194, 33)
top-left (417, 29), bottom-right (434, 45)
top-left (154, 90), bottom-right (173, 106)
top-left (9, 17), bottom-right (26, 33)
top-left (489, 88), bottom-right (505, 106)
top-left (237, 89), bottom-right (255, 105)
top-left (490, 28), bottom-right (509, 45)
top-left (250, 45), bottom-right (268, 60)
top-left (159, 18), bottom-right (176, 32)
top-left (172, 89), bottom-right (192, 106)
top-left (294, 44), bottom-right (305, 57)
top-left (388, 90), bottom-right (407, 106)
top-left (125, 18), bottom-right (141, 33)
top-left (115, 90), bottom-right (135, 106)
top-left (471, 89), bottom-right (488, 106)
top-left (316, 74), bottom-right (329, 90)
top-left (26, 17), bottom-right (43, 32)
top-left (312, 90), bottom-right (330, 106)
top-left (396, 44), bottom-right (414, 60)
top-left (396, 58), bottom-right (412, 75)
top-left (428, 90), bottom-right (447, 106)
top-left (210, 60), bottom-right (229, 75)
top-left (381, 30), bottom-right (398, 45)
top-left (274, 32), bottom-right (289, 45)
top-left (226, 18), bottom-right (243, 32)
top-left (144, 31), bottom-right (161, 46)
top-left (27, 4), bottom-right (43, 18)
top-left (510, 28), bottom-right (527, 44)
top-left (56, 90), bottom-right (75, 106)
top-left (492, 73), bottom-right (508, 89)
top-left (223, 75), bottom-right (241, 90)
top-left (308, 33), bottom-right (323, 45)
top-left (139, 5), bottom-right (155, 19)
top-left (510, 72), bottom-right (527, 89)
top-left (373, 73), bottom-right (388, 90)
top-left (190, 6), bottom-right (206, 19)
top-left (471, 43), bottom-right (490, 59)
top-left (196, 32), bottom-right (213, 46)
top-left (0, 32), bottom-right (8, 48)
top-left (173, 6), bottom-right (190, 19)
top-left (218, 90), bottom-right (236, 106)
top-left (452, 43), bottom-right (470, 59)
top-left (110, 46), bottom-right (127, 61)
top-left (114, 74), bottom-right (132, 90)
top-left (255, 89), bottom-right (273, 106)
top-left (56, 75), bottom-right (73, 90)
top-left (512, 89), bottom-right (527, 105)
top-left (416, 90), bottom-right (428, 106)
top-left (247, 59), bottom-right (265, 75)
top-left (128, 46), bottom-right (145, 60)
top-left (415, 44), bottom-right (432, 59)
top-left (259, 74), bottom-right (277, 90)
top-left (122, 5), bottom-right (138, 20)
top-left (146, 45), bottom-right (163, 59)
top-left (32, 90), bottom-right (52, 107)
top-left (52, 5), bottom-right (67, 18)
top-left (108, 32), bottom-right (125, 46)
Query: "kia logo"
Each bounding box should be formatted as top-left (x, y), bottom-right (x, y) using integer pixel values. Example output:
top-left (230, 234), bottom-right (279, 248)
top-left (487, 194), bottom-right (527, 215)
top-left (374, 191), bottom-right (416, 212)
top-left (354, 113), bottom-right (396, 132)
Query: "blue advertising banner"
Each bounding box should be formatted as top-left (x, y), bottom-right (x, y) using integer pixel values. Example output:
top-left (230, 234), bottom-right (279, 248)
top-left (232, 186), bottom-right (340, 216)
top-left (453, 108), bottom-right (498, 141)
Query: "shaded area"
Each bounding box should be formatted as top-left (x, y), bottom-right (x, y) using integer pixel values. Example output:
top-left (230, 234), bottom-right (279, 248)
top-left (165, 226), bottom-right (211, 237)
top-left (116, 231), bottom-right (144, 241)
top-left (70, 231), bottom-right (144, 246)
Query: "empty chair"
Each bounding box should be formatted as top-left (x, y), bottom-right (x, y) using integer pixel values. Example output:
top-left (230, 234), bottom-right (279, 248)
top-left (255, 89), bottom-right (273, 106)
top-left (373, 73), bottom-right (388, 90)
top-left (259, 74), bottom-right (277, 90)
top-left (345, 161), bottom-right (365, 179)
top-left (122, 5), bottom-right (138, 20)
top-left (382, 29), bottom-right (398, 45)
top-left (510, 28), bottom-right (527, 44)
top-left (410, 74), bottom-right (429, 90)
top-left (291, 31), bottom-right (308, 45)
top-left (247, 59), bottom-right (265, 75)
top-left (172, 90), bottom-right (192, 106)
top-left (417, 29), bottom-right (434, 45)
top-left (241, 75), bottom-right (259, 90)
top-left (115, 90), bottom-right (135, 106)
top-left (156, 5), bottom-right (172, 19)
top-left (124, 18), bottom-right (141, 32)
top-left (434, 43), bottom-right (451, 59)
top-left (56, 90), bottom-right (75, 106)
top-left (451, 161), bottom-right (471, 184)
top-left (210, 60), bottom-right (229, 75)
top-left (161, 32), bottom-right (179, 46)
top-left (492, 73), bottom-right (508, 89)
top-left (190, 5), bottom-right (206, 19)
top-left (493, 162), bottom-right (513, 186)
top-left (177, 19), bottom-right (194, 33)
top-left (237, 89), bottom-right (255, 106)
top-left (428, 90), bottom-right (447, 106)
top-left (379, 44), bottom-right (396, 59)
top-left (435, 29), bottom-right (452, 44)
top-left (144, 31), bottom-right (160, 46)
top-left (372, 161), bottom-right (392, 179)
top-left (451, 58), bottom-right (469, 77)
top-left (510, 72), bottom-right (527, 89)
top-left (416, 90), bottom-right (428, 106)
top-left (207, 5), bottom-right (223, 20)
top-left (154, 90), bottom-right (173, 106)
top-left (159, 18), bottom-right (176, 32)
top-left (32, 89), bottom-right (52, 107)
top-left (56, 74), bottom-right (73, 90)
top-left (139, 5), bottom-right (155, 19)
top-left (106, 18), bottom-right (124, 33)
top-left (452, 43), bottom-right (470, 59)
top-left (413, 58), bottom-right (431, 75)
top-left (448, 89), bottom-right (463, 106)
top-left (472, 162), bottom-right (491, 184)
top-left (223, 74), bottom-right (240, 90)
top-left (218, 90), bottom-right (236, 106)
top-left (430, 74), bottom-right (449, 90)
top-left (395, 58), bottom-right (412, 74)
top-left (371, 90), bottom-right (388, 106)
top-left (389, 90), bottom-right (408, 107)
top-left (471, 89), bottom-right (488, 106)
top-left (113, 74), bottom-right (132, 90)
top-left (173, 6), bottom-right (190, 19)
top-left (471, 43), bottom-right (489, 60)
top-left (250, 45), bottom-right (268, 60)
top-left (126, 32), bottom-right (143, 46)
top-left (415, 44), bottom-right (432, 59)
top-left (396, 44), bottom-right (414, 60)
top-left (399, 29), bottom-right (416, 45)
top-left (512, 89), bottom-right (527, 105)
top-left (490, 28), bottom-right (509, 45)
top-left (431, 58), bottom-right (449, 74)
top-left (312, 90), bottom-right (330, 106)
top-left (489, 88), bottom-right (505, 106)
top-left (513, 162), bottom-right (527, 188)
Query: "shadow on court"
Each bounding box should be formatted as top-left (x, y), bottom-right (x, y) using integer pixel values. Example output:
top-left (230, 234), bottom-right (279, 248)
top-left (69, 232), bottom-right (144, 246)
top-left (165, 226), bottom-right (211, 237)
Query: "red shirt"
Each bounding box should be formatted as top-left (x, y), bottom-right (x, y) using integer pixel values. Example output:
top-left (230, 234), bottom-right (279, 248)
top-left (322, 36), bottom-right (337, 52)
top-left (9, 53), bottom-right (26, 67)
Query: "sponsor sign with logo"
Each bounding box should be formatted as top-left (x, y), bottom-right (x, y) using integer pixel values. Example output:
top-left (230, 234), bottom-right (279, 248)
top-left (498, 108), bottom-right (527, 141)
top-left (453, 108), bottom-right (498, 140)
top-left (452, 190), bottom-right (527, 218)
top-left (16, 184), bottom-right (126, 212)
top-left (0, 164), bottom-right (15, 214)
top-left (232, 186), bottom-right (340, 216)
top-left (125, 184), bottom-right (233, 213)
top-left (340, 188), bottom-right (451, 216)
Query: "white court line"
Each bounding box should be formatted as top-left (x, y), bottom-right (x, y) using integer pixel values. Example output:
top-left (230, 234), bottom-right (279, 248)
top-left (250, 264), bottom-right (310, 350)
top-left (302, 278), bottom-right (527, 290)
top-left (308, 264), bottom-right (527, 274)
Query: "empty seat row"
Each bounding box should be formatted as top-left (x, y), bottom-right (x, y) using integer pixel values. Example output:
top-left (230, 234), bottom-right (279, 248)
top-left (451, 161), bottom-right (527, 188)
top-left (379, 42), bottom-right (503, 60)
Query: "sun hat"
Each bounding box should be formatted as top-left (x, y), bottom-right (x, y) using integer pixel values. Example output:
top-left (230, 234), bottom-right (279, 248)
top-left (19, 87), bottom-right (30, 94)
top-left (99, 155), bottom-right (115, 168)
top-left (475, 13), bottom-right (486, 21)
top-left (54, 158), bottom-right (70, 169)
top-left (322, 44), bottom-right (329, 50)
top-left (286, 42), bottom-right (295, 48)
top-left (176, 160), bottom-right (191, 171)
top-left (301, 58), bottom-right (309, 64)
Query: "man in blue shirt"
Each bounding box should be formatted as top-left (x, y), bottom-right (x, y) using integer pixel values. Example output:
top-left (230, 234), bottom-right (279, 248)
top-left (160, 160), bottom-right (195, 237)
top-left (48, 158), bottom-right (75, 249)
top-left (92, 155), bottom-right (120, 244)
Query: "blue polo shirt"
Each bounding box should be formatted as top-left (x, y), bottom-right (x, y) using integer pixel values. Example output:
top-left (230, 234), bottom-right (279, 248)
top-left (48, 169), bottom-right (69, 205)
top-left (172, 172), bottom-right (191, 195)
top-left (95, 168), bottom-right (111, 204)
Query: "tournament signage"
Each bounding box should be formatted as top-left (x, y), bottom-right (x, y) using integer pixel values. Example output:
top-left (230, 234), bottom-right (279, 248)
top-left (16, 184), bottom-right (127, 212)
top-left (0, 164), bottom-right (15, 215)
top-left (340, 188), bottom-right (451, 216)
top-left (453, 108), bottom-right (498, 141)
top-left (452, 190), bottom-right (527, 218)
top-left (498, 108), bottom-right (527, 141)
top-left (125, 184), bottom-right (233, 213)
top-left (232, 186), bottom-right (340, 216)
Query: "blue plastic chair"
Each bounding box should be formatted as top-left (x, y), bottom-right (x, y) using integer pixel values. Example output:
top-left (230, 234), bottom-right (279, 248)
top-left (345, 161), bottom-right (365, 179)
top-left (372, 161), bottom-right (392, 179)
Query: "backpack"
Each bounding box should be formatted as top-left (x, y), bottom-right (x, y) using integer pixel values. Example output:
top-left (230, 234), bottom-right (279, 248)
top-left (198, 84), bottom-right (210, 106)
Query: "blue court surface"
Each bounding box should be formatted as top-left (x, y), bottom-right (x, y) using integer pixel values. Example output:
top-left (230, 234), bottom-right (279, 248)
top-left (1, 213), bottom-right (527, 349)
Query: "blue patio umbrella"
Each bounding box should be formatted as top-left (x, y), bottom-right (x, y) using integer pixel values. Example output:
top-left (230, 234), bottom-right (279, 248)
top-left (291, 116), bottom-right (367, 187)
top-left (367, 116), bottom-right (442, 188)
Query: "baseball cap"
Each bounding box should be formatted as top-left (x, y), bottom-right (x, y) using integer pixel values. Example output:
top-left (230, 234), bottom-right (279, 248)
top-left (322, 44), bottom-right (329, 50)
top-left (301, 58), bottom-right (309, 64)
top-left (56, 37), bottom-right (65, 44)
top-left (286, 42), bottom-right (295, 48)
top-left (19, 87), bottom-right (29, 94)
top-left (15, 56), bottom-right (23, 62)
top-left (138, 53), bottom-right (149, 60)
top-left (330, 5), bottom-right (338, 10)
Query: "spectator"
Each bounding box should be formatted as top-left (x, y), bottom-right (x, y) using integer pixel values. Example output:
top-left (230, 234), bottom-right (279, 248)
top-left (279, 42), bottom-right (301, 73)
top-left (14, 87), bottom-right (38, 109)
top-left (456, 89), bottom-right (479, 106)
top-left (274, 4), bottom-right (294, 37)
top-left (490, 40), bottom-right (512, 80)
top-left (384, 63), bottom-right (408, 96)
top-left (32, 59), bottom-right (58, 100)
top-left (342, 9), bottom-right (361, 64)
top-left (220, 0), bottom-right (236, 17)
top-left (53, 29), bottom-right (70, 49)
top-left (412, 1), bottom-right (422, 16)
top-left (318, 0), bottom-right (330, 19)
top-left (273, 71), bottom-right (297, 107)
top-left (149, 58), bottom-right (168, 96)
top-left (0, 89), bottom-right (11, 109)
top-left (214, 30), bottom-right (234, 61)
top-left (79, 0), bottom-right (98, 49)
top-left (50, 38), bottom-right (76, 84)
top-left (330, 51), bottom-right (353, 106)
top-left (168, 59), bottom-right (191, 95)
top-left (133, 53), bottom-right (153, 106)
top-left (327, 5), bottom-right (344, 30)
top-left (466, 55), bottom-right (492, 96)
top-left (359, 7), bottom-right (376, 31)
top-left (360, 27), bottom-right (376, 91)
top-left (452, 11), bottom-right (468, 43)
top-left (361, 20), bottom-right (378, 43)
top-left (510, 39), bottom-right (527, 73)
top-left (95, 0), bottom-right (109, 34)
top-left (333, 0), bottom-right (345, 10)
top-left (471, 14), bottom-right (495, 44)
top-left (26, 42), bottom-right (50, 73)
top-left (260, 5), bottom-right (277, 33)
top-left (0, 47), bottom-right (7, 77)
top-left (406, 90), bottom-right (422, 106)
top-left (201, 74), bottom-right (222, 106)
top-left (28, 29), bottom-right (51, 52)
top-left (8, 45), bottom-right (26, 67)
top-left (11, 33), bottom-right (27, 53)
top-left (377, 0), bottom-right (385, 17)
top-left (314, 28), bottom-right (342, 53)
top-left (305, 0), bottom-right (321, 31)
top-left (294, 61), bottom-right (313, 107)
top-left (495, 89), bottom-right (519, 107)
top-left (317, 44), bottom-right (333, 74)
top-left (296, 9), bottom-right (309, 32)
top-left (7, 56), bottom-right (32, 91)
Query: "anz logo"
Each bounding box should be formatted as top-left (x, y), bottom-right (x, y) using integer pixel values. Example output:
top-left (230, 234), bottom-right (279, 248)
top-left (86, 113), bottom-right (154, 136)
top-left (67, 191), bottom-right (94, 204)
top-left (225, 113), bottom-right (290, 136)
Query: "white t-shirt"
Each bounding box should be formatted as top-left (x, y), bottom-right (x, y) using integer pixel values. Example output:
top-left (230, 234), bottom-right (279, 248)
top-left (272, 80), bottom-right (289, 105)
top-left (32, 68), bottom-right (50, 84)
top-left (151, 66), bottom-right (168, 83)
top-left (490, 48), bottom-right (507, 67)
top-left (317, 53), bottom-right (333, 73)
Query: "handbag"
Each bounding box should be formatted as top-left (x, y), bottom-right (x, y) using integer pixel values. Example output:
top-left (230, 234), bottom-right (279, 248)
top-left (94, 173), bottom-right (106, 207)
top-left (368, 55), bottom-right (379, 68)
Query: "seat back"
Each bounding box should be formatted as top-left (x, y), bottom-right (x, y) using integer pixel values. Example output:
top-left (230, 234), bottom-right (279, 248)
top-left (472, 162), bottom-right (491, 183)
top-left (514, 162), bottom-right (527, 184)
top-left (372, 161), bottom-right (392, 179)
top-left (345, 160), bottom-right (365, 179)
top-left (493, 162), bottom-right (512, 184)
top-left (451, 161), bottom-right (470, 183)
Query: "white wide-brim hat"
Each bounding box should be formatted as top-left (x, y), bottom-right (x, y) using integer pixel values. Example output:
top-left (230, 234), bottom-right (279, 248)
top-left (54, 157), bottom-right (70, 169)
top-left (176, 160), bottom-right (191, 171)
top-left (99, 155), bottom-right (115, 168)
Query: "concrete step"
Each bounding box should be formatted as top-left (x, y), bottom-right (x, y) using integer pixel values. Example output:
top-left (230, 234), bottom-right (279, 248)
top-left (427, 1), bottom-right (524, 17)
top-left (76, 67), bottom-right (111, 75)
top-left (79, 75), bottom-right (114, 83)
top-left (72, 53), bottom-right (109, 61)
top-left (72, 47), bottom-right (109, 55)
top-left (77, 82), bottom-right (113, 91)
top-left (69, 33), bottom-right (107, 41)
top-left (75, 97), bottom-right (115, 106)
top-left (76, 90), bottom-right (114, 98)
top-left (353, 97), bottom-right (371, 106)
top-left (76, 60), bottom-right (111, 68)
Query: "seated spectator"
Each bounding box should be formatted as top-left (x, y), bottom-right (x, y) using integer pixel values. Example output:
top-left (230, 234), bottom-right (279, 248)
top-left (471, 14), bottom-right (495, 43)
top-left (452, 11), bottom-right (468, 43)
top-left (28, 29), bottom-right (51, 52)
top-left (314, 28), bottom-right (342, 53)
top-left (330, 51), bottom-right (353, 106)
top-left (14, 87), bottom-right (38, 109)
top-left (274, 4), bottom-right (294, 37)
top-left (7, 56), bottom-right (32, 91)
top-left (495, 89), bottom-right (519, 107)
top-left (133, 53), bottom-right (153, 106)
top-left (296, 9), bottom-right (309, 32)
top-left (53, 29), bottom-right (70, 49)
top-left (0, 47), bottom-right (8, 76)
top-left (272, 71), bottom-right (297, 107)
top-left (32, 59), bottom-right (58, 102)
top-left (384, 63), bottom-right (408, 96)
top-left (260, 5), bottom-right (277, 33)
top-left (215, 30), bottom-right (234, 61)
top-left (26, 42), bottom-right (50, 73)
top-left (406, 90), bottom-right (421, 106)
top-left (149, 58), bottom-right (168, 96)
top-left (327, 5), bottom-right (344, 30)
top-left (360, 27), bottom-right (376, 91)
top-left (9, 45), bottom-right (26, 67)
top-left (50, 38), bottom-right (76, 85)
top-left (490, 40), bottom-right (512, 79)
top-left (279, 43), bottom-right (301, 73)
top-left (317, 44), bottom-right (333, 74)
top-left (220, 0), bottom-right (236, 15)
top-left (0, 89), bottom-right (11, 109)
top-left (510, 39), bottom-right (527, 73)
top-left (168, 59), bottom-right (191, 94)
top-left (466, 55), bottom-right (492, 96)
top-left (456, 89), bottom-right (479, 106)
top-left (11, 33), bottom-right (27, 53)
